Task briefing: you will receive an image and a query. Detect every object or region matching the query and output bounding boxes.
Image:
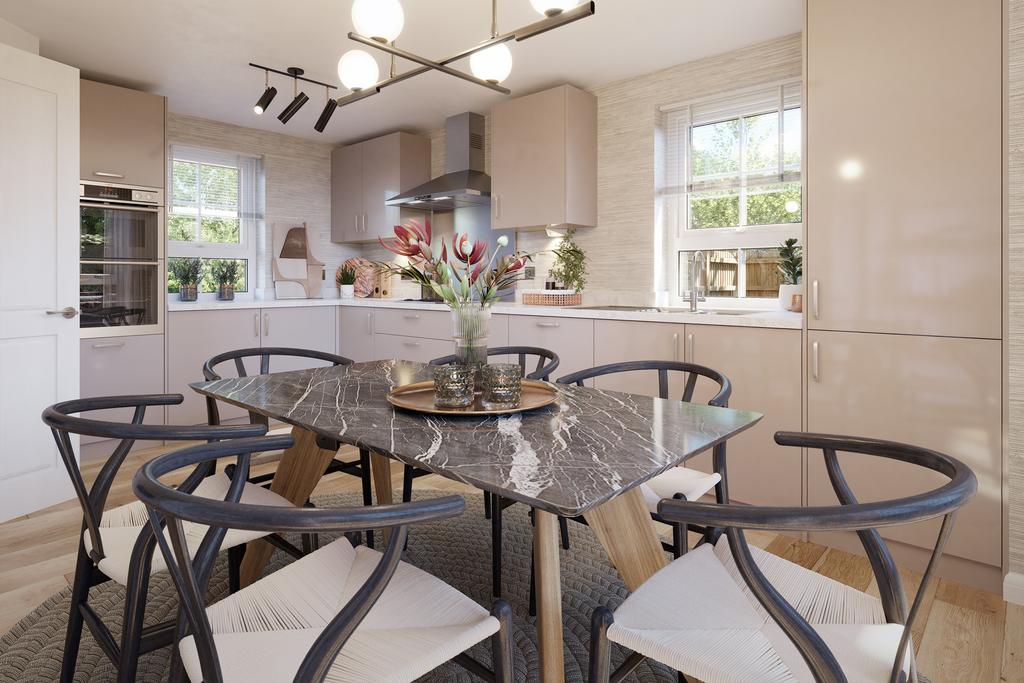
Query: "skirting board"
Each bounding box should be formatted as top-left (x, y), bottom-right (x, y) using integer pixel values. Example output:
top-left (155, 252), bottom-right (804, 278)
top-left (1004, 572), bottom-right (1024, 605)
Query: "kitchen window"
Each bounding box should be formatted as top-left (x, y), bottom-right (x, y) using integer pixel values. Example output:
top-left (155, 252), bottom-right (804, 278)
top-left (167, 145), bottom-right (262, 296)
top-left (659, 81), bottom-right (801, 300)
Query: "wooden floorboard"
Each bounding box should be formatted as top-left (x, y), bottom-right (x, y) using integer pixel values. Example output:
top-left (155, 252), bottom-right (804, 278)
top-left (0, 441), bottom-right (1015, 681)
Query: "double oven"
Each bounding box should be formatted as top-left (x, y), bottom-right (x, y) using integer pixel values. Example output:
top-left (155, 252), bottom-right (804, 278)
top-left (80, 182), bottom-right (164, 337)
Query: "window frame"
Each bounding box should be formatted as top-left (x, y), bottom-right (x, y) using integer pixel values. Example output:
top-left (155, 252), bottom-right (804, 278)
top-left (660, 80), bottom-right (802, 302)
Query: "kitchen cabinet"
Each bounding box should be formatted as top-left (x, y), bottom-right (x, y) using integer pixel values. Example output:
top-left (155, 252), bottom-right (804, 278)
top-left (375, 307), bottom-right (451, 340)
top-left (684, 326), bottom-right (802, 507)
top-left (806, 330), bottom-right (1001, 567)
top-left (258, 307), bottom-right (337, 372)
top-left (339, 307), bottom-right (375, 362)
top-left (330, 132), bottom-right (430, 243)
top-left (491, 84), bottom-right (597, 231)
top-left (374, 334), bottom-right (453, 364)
top-left (80, 79), bottom-right (165, 188)
top-left (593, 320), bottom-right (685, 395)
top-left (805, 0), bottom-right (1001, 338)
top-left (507, 315), bottom-right (594, 380)
top-left (80, 334), bottom-right (165, 447)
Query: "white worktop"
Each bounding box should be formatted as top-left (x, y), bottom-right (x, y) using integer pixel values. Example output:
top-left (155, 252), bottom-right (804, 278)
top-left (168, 296), bottom-right (802, 329)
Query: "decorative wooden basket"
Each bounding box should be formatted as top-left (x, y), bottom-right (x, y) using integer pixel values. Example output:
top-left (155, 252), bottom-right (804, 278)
top-left (521, 290), bottom-right (581, 307)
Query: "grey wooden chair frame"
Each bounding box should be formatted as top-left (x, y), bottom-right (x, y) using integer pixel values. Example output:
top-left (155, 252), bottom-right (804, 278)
top-left (133, 435), bottom-right (514, 683)
top-left (203, 347), bottom-right (378, 548)
top-left (42, 394), bottom-right (270, 683)
top-left (589, 432), bottom-right (978, 683)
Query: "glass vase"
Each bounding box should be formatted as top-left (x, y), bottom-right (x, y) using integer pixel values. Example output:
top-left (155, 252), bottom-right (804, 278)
top-left (450, 305), bottom-right (491, 368)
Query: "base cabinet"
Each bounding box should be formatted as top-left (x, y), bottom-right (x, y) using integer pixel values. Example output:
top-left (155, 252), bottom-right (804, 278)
top-left (593, 320), bottom-right (685, 394)
top-left (507, 315), bottom-right (594, 380)
top-left (806, 330), bottom-right (1001, 566)
top-left (339, 307), bottom-right (375, 362)
top-left (374, 334), bottom-right (453, 364)
top-left (258, 307), bottom-right (337, 373)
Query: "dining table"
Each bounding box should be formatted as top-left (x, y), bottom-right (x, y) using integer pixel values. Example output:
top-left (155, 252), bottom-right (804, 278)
top-left (191, 359), bottom-right (762, 682)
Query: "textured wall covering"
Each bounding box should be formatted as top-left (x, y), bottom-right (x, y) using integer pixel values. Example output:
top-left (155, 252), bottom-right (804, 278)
top-left (1008, 0), bottom-right (1024, 575)
top-left (167, 113), bottom-right (360, 296)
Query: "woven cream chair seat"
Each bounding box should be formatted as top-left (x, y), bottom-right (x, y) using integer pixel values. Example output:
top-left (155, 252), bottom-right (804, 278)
top-left (640, 467), bottom-right (721, 513)
top-left (178, 536), bottom-right (500, 683)
top-left (608, 538), bottom-right (910, 683)
top-left (84, 473), bottom-right (293, 585)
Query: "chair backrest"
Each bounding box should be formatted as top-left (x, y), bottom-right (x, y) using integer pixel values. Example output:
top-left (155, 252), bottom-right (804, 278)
top-left (657, 432), bottom-right (978, 683)
top-left (555, 360), bottom-right (731, 407)
top-left (429, 346), bottom-right (560, 381)
top-left (133, 435), bottom-right (465, 683)
top-left (41, 394), bottom-right (268, 565)
top-left (202, 347), bottom-right (354, 425)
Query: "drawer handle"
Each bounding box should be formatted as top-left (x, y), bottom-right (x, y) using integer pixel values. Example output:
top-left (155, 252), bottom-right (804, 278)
top-left (93, 171), bottom-right (125, 179)
top-left (402, 341), bottom-right (421, 347)
top-left (91, 341), bottom-right (125, 349)
top-left (403, 314), bottom-right (421, 320)
top-left (536, 321), bottom-right (559, 328)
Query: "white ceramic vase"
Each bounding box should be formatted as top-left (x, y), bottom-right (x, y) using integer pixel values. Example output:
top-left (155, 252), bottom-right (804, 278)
top-left (340, 284), bottom-right (355, 299)
top-left (778, 283), bottom-right (802, 311)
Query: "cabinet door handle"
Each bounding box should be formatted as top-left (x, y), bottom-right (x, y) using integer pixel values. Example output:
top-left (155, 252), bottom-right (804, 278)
top-left (366, 312), bottom-right (373, 335)
top-left (686, 333), bottom-right (694, 361)
top-left (812, 280), bottom-right (820, 320)
top-left (93, 171), bottom-right (125, 179)
top-left (254, 313), bottom-right (260, 338)
top-left (403, 313), bottom-right (420, 320)
top-left (354, 213), bottom-right (360, 234)
top-left (91, 341), bottom-right (125, 349)
top-left (672, 333), bottom-right (679, 362)
top-left (361, 213), bottom-right (367, 233)
top-left (401, 341), bottom-right (421, 347)
top-left (812, 341), bottom-right (820, 382)
top-left (263, 313), bottom-right (270, 336)
top-left (494, 194), bottom-right (501, 220)
top-left (536, 321), bottom-right (559, 328)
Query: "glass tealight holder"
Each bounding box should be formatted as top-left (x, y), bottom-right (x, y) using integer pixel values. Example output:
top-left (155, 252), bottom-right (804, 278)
top-left (433, 364), bottom-right (476, 409)
top-left (481, 363), bottom-right (523, 410)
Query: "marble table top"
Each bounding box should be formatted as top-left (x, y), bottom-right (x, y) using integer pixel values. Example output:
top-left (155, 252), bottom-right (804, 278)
top-left (191, 360), bottom-right (763, 517)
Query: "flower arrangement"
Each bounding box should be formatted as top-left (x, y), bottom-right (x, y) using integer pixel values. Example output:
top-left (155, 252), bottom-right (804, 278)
top-left (377, 218), bottom-right (530, 308)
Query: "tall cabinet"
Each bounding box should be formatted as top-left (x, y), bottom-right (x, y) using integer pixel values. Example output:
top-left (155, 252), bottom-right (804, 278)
top-left (805, 0), bottom-right (1002, 574)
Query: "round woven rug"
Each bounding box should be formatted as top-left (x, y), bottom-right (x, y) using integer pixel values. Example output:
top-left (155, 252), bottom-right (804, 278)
top-left (0, 490), bottom-right (675, 682)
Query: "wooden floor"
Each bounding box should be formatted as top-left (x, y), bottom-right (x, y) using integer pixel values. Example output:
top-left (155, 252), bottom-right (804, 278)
top-left (0, 442), bottom-right (1020, 682)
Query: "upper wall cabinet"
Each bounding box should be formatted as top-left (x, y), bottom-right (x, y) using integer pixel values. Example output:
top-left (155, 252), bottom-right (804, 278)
top-left (491, 84), bottom-right (597, 231)
top-left (80, 79), bottom-right (166, 188)
top-left (805, 0), bottom-right (1001, 339)
top-left (330, 131), bottom-right (430, 243)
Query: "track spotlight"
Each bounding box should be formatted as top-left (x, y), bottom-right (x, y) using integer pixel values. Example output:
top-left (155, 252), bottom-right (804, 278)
top-left (314, 88), bottom-right (338, 132)
top-left (253, 69), bottom-right (276, 114)
top-left (278, 67), bottom-right (308, 123)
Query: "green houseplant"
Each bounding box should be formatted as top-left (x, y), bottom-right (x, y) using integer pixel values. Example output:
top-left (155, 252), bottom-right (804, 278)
top-left (336, 265), bottom-right (357, 299)
top-left (777, 238), bottom-right (802, 311)
top-left (548, 229), bottom-right (587, 293)
top-left (170, 257), bottom-right (202, 302)
top-left (210, 259), bottom-right (240, 301)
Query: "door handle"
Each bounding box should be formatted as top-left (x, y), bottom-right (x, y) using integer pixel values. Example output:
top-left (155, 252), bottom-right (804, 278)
top-left (536, 321), bottom-right (559, 328)
top-left (361, 213), bottom-right (367, 233)
top-left (91, 341), bottom-right (125, 349)
top-left (263, 313), bottom-right (270, 337)
top-left (672, 333), bottom-right (679, 362)
top-left (46, 306), bottom-right (79, 319)
top-left (686, 333), bottom-right (694, 361)
top-left (812, 341), bottom-right (820, 382)
top-left (354, 213), bottom-right (360, 234)
top-left (812, 280), bottom-right (820, 320)
top-left (366, 312), bottom-right (372, 335)
top-left (93, 171), bottom-right (125, 179)
top-left (254, 313), bottom-right (260, 338)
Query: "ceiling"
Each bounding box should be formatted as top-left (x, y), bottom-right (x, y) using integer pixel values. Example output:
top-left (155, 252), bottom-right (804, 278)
top-left (0, 0), bottom-right (801, 145)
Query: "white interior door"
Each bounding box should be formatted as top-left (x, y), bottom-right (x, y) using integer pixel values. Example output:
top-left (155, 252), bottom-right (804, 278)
top-left (0, 43), bottom-right (80, 522)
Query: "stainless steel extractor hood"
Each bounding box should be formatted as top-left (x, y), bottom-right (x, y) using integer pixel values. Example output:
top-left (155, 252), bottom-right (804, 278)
top-left (387, 112), bottom-right (490, 211)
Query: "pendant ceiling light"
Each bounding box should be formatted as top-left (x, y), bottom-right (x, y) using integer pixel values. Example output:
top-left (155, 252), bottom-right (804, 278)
top-left (338, 50), bottom-right (380, 92)
top-left (529, 0), bottom-right (579, 16)
top-left (470, 0), bottom-right (514, 84)
top-left (351, 0), bottom-right (405, 43)
top-left (247, 63), bottom-right (337, 129)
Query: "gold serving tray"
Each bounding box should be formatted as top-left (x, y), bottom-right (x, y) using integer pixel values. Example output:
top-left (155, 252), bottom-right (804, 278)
top-left (387, 380), bottom-right (558, 416)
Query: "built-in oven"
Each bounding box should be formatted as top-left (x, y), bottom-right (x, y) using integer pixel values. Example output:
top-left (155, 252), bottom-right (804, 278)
top-left (80, 182), bottom-right (164, 337)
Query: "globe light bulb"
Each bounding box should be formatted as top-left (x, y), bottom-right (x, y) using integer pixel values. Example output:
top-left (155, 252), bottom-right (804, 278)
top-left (470, 44), bottom-right (513, 85)
top-left (352, 0), bottom-right (405, 43)
top-left (528, 0), bottom-right (578, 16)
top-left (338, 50), bottom-right (380, 92)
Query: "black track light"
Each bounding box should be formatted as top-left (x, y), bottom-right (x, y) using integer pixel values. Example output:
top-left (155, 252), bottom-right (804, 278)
top-left (314, 87), bottom-right (338, 132)
top-left (254, 86), bottom-right (277, 115)
top-left (278, 91), bottom-right (308, 123)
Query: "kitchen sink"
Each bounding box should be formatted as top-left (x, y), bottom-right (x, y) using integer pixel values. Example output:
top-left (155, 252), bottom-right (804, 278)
top-left (571, 305), bottom-right (762, 315)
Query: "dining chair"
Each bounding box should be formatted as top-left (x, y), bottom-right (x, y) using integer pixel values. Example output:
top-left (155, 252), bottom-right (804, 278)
top-left (588, 432), bottom-right (978, 683)
top-left (42, 394), bottom-right (303, 683)
top-left (134, 434), bottom-right (514, 683)
top-left (203, 347), bottom-right (377, 547)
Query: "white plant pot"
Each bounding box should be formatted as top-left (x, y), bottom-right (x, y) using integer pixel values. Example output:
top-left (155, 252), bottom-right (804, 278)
top-left (340, 284), bottom-right (355, 299)
top-left (778, 283), bottom-right (802, 311)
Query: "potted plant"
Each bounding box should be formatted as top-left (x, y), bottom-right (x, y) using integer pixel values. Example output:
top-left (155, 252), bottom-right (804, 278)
top-left (170, 257), bottom-right (202, 302)
top-left (547, 229), bottom-right (587, 304)
top-left (336, 265), bottom-right (357, 299)
top-left (377, 219), bottom-right (532, 366)
top-left (777, 238), bottom-right (802, 311)
top-left (210, 259), bottom-right (240, 301)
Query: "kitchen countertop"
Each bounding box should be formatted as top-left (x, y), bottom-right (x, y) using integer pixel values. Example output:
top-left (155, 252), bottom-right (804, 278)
top-left (167, 296), bottom-right (803, 329)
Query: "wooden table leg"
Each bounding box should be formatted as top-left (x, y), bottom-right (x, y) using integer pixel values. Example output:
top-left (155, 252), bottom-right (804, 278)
top-left (583, 487), bottom-right (668, 591)
top-left (534, 509), bottom-right (565, 683)
top-left (238, 426), bottom-right (337, 586)
top-left (368, 451), bottom-right (393, 544)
